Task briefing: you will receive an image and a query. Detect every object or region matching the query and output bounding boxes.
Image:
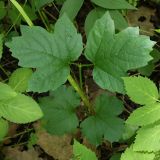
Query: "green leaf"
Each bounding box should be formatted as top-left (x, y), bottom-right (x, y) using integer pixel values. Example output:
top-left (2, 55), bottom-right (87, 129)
top-left (91, 0), bottom-right (136, 9)
top-left (156, 29), bottom-right (160, 33)
top-left (0, 34), bottom-right (3, 59)
top-left (151, 49), bottom-right (160, 63)
top-left (126, 103), bottom-right (160, 126)
top-left (8, 4), bottom-right (22, 25)
top-left (85, 12), bottom-right (154, 93)
top-left (109, 10), bottom-right (128, 31)
top-left (0, 82), bottom-right (17, 101)
top-left (39, 85), bottom-right (80, 135)
top-left (0, 93), bottom-right (43, 123)
top-left (6, 14), bottom-right (83, 92)
top-left (23, 5), bottom-right (37, 21)
top-left (73, 140), bottom-right (97, 160)
top-left (0, 118), bottom-right (9, 141)
top-left (32, 0), bottom-right (54, 10)
top-left (85, 8), bottom-right (128, 37)
top-left (155, 151), bottom-right (160, 160)
top-left (60, 0), bottom-right (84, 20)
top-left (8, 4), bottom-right (36, 25)
top-left (123, 76), bottom-right (158, 105)
top-left (122, 124), bottom-right (138, 140)
top-left (138, 49), bottom-right (160, 76)
top-left (81, 93), bottom-right (124, 145)
top-left (0, 1), bottom-right (6, 20)
top-left (110, 153), bottom-right (121, 160)
top-left (55, 0), bottom-right (65, 4)
top-left (133, 125), bottom-right (160, 152)
top-left (8, 68), bottom-right (33, 93)
top-left (85, 8), bottom-right (105, 37)
top-left (138, 63), bottom-right (155, 76)
top-left (121, 146), bottom-right (155, 160)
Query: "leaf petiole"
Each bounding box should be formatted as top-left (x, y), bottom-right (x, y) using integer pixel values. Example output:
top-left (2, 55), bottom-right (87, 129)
top-left (68, 74), bottom-right (94, 114)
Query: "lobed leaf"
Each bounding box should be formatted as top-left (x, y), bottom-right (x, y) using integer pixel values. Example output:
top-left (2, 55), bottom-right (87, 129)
top-left (81, 93), bottom-right (124, 145)
top-left (6, 14), bottom-right (83, 92)
top-left (39, 85), bottom-right (80, 135)
top-left (85, 12), bottom-right (155, 93)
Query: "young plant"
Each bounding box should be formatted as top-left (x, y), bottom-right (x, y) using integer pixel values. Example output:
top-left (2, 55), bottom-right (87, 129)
top-left (2, 0), bottom-right (156, 159)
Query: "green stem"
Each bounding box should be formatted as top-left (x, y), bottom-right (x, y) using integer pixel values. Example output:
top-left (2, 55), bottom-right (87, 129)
top-left (3, 128), bottom-right (33, 141)
top-left (38, 10), bottom-right (50, 31)
top-left (42, 11), bottom-right (51, 29)
top-left (43, 8), bottom-right (57, 21)
top-left (52, 2), bottom-right (60, 13)
top-left (0, 65), bottom-right (9, 77)
top-left (68, 75), bottom-right (93, 113)
top-left (10, 0), bottom-right (33, 27)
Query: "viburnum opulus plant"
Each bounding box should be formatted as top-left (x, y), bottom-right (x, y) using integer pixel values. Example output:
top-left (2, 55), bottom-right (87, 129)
top-left (0, 0), bottom-right (157, 159)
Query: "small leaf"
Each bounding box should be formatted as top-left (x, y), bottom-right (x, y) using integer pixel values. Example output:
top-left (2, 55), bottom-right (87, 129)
top-left (8, 68), bottom-right (33, 92)
top-left (126, 103), bottom-right (160, 126)
top-left (0, 93), bottom-right (43, 123)
top-left (91, 0), bottom-right (136, 9)
top-left (121, 146), bottom-right (155, 160)
top-left (81, 93), bottom-right (124, 145)
top-left (0, 118), bottom-right (9, 141)
top-left (133, 125), bottom-right (160, 152)
top-left (85, 12), bottom-right (154, 93)
top-left (0, 82), bottom-right (17, 101)
top-left (6, 14), bottom-right (83, 92)
top-left (39, 85), bottom-right (80, 135)
top-left (73, 140), bottom-right (97, 160)
top-left (123, 76), bottom-right (158, 105)
top-left (60, 0), bottom-right (84, 20)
